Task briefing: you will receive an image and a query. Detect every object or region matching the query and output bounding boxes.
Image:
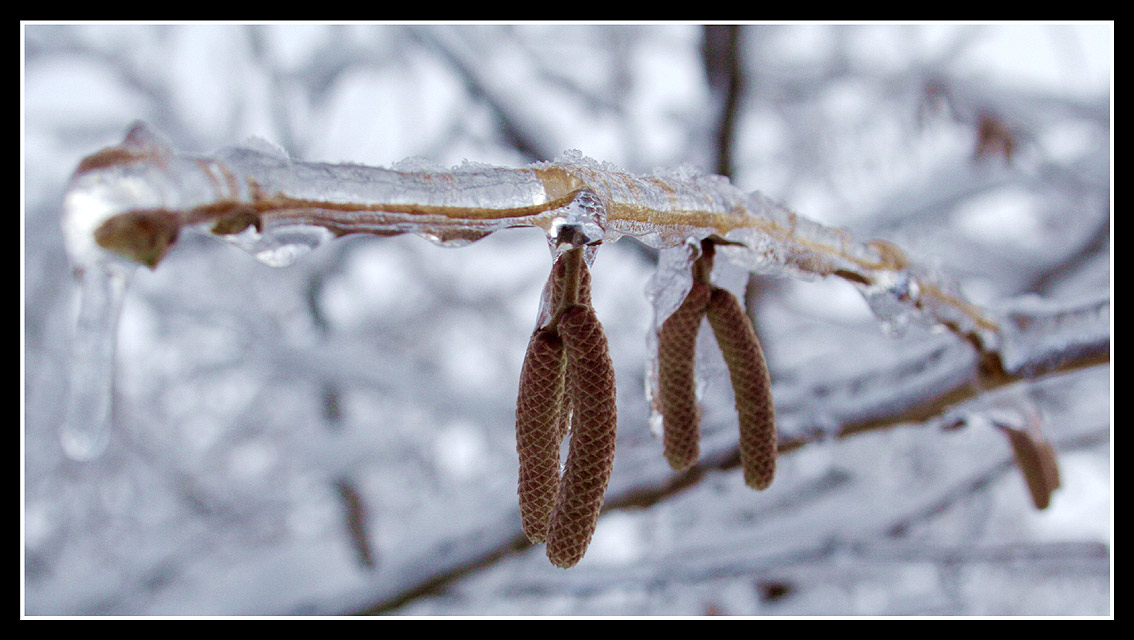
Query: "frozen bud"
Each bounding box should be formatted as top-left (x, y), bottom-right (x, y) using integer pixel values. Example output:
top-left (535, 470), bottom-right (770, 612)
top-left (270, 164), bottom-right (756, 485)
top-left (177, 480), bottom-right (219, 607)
top-left (93, 209), bottom-right (181, 269)
top-left (552, 221), bottom-right (597, 250)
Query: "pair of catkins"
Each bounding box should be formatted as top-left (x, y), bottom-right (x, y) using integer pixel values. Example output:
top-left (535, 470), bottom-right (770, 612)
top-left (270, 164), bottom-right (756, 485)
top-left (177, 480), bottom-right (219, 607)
top-left (514, 241), bottom-right (776, 568)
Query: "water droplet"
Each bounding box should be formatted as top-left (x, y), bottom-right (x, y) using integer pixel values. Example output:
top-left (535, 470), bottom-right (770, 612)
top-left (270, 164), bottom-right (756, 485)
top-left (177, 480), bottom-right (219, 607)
top-left (863, 270), bottom-right (921, 338)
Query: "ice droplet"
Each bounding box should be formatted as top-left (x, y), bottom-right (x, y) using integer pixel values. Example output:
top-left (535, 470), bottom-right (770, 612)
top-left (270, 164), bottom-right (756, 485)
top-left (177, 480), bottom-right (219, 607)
top-left (223, 223), bottom-right (335, 268)
top-left (862, 270), bottom-right (921, 338)
top-left (546, 189), bottom-right (607, 254)
top-left (59, 261), bottom-right (132, 461)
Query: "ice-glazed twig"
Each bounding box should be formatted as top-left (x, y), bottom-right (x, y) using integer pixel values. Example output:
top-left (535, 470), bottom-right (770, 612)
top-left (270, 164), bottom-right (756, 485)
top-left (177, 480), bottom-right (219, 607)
top-left (65, 122), bottom-right (999, 350)
top-left (63, 123), bottom-right (1109, 447)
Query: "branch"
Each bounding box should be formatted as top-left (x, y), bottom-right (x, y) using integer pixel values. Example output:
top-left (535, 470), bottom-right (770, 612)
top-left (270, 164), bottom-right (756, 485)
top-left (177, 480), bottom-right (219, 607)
top-left (68, 123), bottom-right (1006, 347)
top-left (62, 122), bottom-right (1109, 442)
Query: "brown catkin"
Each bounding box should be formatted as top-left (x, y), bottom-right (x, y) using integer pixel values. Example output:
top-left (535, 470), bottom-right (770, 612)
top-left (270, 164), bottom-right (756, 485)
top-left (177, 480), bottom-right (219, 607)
top-left (545, 304), bottom-right (618, 568)
top-left (705, 286), bottom-right (777, 491)
top-left (549, 253), bottom-right (592, 440)
top-left (514, 329), bottom-right (568, 543)
top-left (657, 281), bottom-right (712, 471)
top-left (552, 251), bottom-right (593, 308)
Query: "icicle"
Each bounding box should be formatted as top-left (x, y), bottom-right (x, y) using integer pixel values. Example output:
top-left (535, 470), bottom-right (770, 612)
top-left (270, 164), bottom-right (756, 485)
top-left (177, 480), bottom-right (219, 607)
top-left (60, 128), bottom-right (160, 460)
top-left (59, 261), bottom-right (132, 461)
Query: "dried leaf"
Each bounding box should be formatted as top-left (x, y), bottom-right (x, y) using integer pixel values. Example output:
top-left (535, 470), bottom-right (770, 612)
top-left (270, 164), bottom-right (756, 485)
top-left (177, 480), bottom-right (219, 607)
top-left (1003, 426), bottom-right (1061, 510)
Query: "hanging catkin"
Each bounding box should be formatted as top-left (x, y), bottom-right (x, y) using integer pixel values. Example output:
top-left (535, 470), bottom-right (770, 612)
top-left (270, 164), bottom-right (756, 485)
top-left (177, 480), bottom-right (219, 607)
top-left (545, 303), bottom-right (619, 568)
top-left (657, 280), bottom-right (712, 471)
top-left (705, 286), bottom-right (777, 491)
top-left (550, 253), bottom-right (592, 440)
top-left (514, 327), bottom-right (567, 543)
top-left (514, 252), bottom-right (595, 544)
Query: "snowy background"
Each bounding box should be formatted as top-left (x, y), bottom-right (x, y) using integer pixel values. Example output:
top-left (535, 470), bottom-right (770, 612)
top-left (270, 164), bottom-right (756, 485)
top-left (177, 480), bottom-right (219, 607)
top-left (23, 23), bottom-right (1111, 616)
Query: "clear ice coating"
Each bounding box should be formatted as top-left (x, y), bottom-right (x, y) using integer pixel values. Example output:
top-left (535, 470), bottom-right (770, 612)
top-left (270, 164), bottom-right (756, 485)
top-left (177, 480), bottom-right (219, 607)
top-left (546, 189), bottom-right (607, 253)
top-left (647, 240), bottom-right (701, 325)
top-left (58, 261), bottom-right (132, 461)
top-left (860, 269), bottom-right (922, 338)
top-left (532, 189), bottom-right (608, 330)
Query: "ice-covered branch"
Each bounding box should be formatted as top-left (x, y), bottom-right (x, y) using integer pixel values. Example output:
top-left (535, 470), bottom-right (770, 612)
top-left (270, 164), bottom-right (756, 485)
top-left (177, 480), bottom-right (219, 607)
top-left (61, 123), bottom-right (1109, 463)
top-left (66, 123), bottom-right (1001, 343)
